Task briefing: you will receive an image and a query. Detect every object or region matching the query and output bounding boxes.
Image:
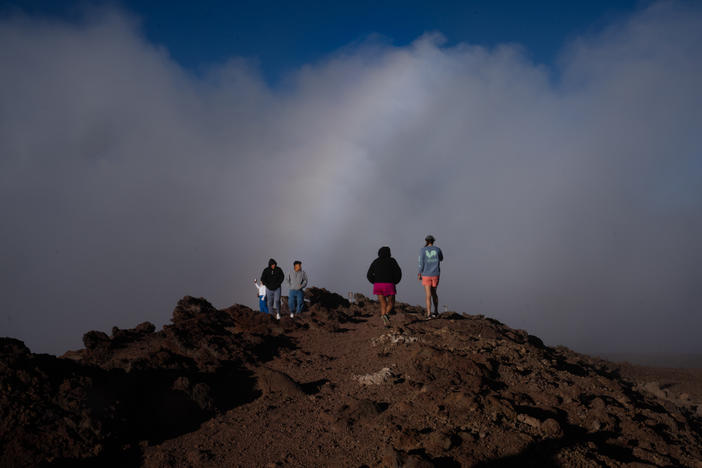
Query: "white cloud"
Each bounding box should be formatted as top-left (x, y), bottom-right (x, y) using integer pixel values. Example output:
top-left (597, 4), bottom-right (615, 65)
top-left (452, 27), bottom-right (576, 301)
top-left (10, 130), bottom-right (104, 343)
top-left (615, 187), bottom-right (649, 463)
top-left (1, 2), bottom-right (701, 355)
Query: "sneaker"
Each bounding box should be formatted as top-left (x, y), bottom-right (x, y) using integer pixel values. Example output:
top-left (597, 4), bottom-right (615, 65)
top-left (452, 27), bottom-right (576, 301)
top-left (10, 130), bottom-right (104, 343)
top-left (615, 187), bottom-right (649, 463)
top-left (275, 312), bottom-right (280, 320)
top-left (290, 312), bottom-right (294, 318)
top-left (382, 314), bottom-right (391, 327)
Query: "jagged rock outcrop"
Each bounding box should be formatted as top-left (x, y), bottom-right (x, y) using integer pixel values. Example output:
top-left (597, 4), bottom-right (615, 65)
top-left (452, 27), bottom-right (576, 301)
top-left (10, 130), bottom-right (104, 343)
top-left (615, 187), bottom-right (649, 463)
top-left (0, 296), bottom-right (291, 467)
top-left (2, 288), bottom-right (702, 467)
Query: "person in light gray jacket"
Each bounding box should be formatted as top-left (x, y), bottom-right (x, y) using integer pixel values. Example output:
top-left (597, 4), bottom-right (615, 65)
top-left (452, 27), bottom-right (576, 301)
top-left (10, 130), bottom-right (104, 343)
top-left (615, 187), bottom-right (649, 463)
top-left (286, 261), bottom-right (308, 318)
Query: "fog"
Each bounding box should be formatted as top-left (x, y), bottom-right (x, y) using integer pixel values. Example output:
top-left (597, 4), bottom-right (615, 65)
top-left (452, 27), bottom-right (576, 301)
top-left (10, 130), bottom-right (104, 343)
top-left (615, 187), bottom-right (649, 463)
top-left (1, 2), bottom-right (701, 356)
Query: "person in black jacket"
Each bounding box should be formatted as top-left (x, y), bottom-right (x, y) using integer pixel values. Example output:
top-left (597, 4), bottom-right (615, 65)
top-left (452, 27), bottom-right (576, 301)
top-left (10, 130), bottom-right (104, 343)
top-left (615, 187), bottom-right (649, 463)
top-left (261, 258), bottom-right (285, 320)
top-left (366, 246), bottom-right (402, 327)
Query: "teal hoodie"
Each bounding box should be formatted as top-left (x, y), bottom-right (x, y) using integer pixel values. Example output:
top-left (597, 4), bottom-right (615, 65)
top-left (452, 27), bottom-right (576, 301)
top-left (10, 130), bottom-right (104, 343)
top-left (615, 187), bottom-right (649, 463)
top-left (418, 245), bottom-right (443, 276)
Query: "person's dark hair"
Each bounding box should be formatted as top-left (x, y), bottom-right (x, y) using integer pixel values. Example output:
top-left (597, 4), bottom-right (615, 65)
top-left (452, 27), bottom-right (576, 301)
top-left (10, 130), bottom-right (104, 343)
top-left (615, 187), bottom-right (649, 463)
top-left (293, 260), bottom-right (301, 266)
top-left (378, 246), bottom-right (391, 257)
top-left (425, 235), bottom-right (435, 246)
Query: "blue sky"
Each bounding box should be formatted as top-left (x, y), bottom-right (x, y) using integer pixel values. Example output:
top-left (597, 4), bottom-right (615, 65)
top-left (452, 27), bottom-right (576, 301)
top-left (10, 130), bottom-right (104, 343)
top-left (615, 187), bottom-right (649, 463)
top-left (1, 0), bottom-right (645, 83)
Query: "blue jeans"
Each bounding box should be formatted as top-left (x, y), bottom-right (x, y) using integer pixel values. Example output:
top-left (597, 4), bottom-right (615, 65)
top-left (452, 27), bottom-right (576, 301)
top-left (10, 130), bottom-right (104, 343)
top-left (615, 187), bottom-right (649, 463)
top-left (258, 296), bottom-right (269, 314)
top-left (288, 289), bottom-right (304, 314)
top-left (266, 287), bottom-right (281, 312)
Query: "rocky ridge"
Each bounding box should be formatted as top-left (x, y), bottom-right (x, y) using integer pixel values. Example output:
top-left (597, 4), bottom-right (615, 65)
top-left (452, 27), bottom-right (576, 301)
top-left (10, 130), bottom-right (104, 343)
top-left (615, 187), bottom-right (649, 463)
top-left (1, 288), bottom-right (701, 467)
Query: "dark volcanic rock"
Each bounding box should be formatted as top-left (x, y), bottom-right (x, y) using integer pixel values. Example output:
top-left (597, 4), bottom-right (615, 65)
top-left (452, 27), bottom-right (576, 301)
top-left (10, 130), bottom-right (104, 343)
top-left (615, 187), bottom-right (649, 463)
top-left (0, 337), bottom-right (30, 363)
top-left (305, 287), bottom-right (350, 309)
top-left (82, 330), bottom-right (110, 349)
top-left (0, 338), bottom-right (128, 466)
top-left (0, 297), bottom-right (291, 467)
top-left (3, 292), bottom-right (702, 467)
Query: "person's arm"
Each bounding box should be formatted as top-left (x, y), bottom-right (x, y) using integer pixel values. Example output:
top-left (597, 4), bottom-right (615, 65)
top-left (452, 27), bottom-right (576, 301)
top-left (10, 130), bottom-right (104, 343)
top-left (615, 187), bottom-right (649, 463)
top-left (418, 249), bottom-right (424, 279)
top-left (366, 262), bottom-right (375, 283)
top-left (439, 248), bottom-right (444, 262)
top-left (393, 259), bottom-right (402, 284)
top-left (286, 273), bottom-right (290, 287)
top-left (301, 271), bottom-right (308, 289)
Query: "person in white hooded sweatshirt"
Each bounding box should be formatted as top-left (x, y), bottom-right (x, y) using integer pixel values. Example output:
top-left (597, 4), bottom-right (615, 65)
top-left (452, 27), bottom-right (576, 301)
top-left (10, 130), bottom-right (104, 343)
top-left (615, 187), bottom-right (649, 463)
top-left (253, 279), bottom-right (268, 313)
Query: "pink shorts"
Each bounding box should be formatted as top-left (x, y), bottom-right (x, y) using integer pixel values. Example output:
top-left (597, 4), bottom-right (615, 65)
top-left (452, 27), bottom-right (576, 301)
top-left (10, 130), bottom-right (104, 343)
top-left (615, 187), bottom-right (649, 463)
top-left (421, 276), bottom-right (440, 287)
top-left (373, 283), bottom-right (396, 296)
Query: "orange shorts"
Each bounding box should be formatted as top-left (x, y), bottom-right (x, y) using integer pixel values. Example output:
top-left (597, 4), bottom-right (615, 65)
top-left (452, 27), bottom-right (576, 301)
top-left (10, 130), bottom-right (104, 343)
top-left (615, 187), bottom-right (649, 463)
top-left (421, 275), bottom-right (439, 287)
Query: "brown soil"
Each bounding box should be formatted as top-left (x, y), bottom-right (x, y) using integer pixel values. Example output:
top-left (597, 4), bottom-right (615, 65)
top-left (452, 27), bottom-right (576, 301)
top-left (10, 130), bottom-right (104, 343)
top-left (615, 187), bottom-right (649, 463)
top-left (2, 288), bottom-right (702, 467)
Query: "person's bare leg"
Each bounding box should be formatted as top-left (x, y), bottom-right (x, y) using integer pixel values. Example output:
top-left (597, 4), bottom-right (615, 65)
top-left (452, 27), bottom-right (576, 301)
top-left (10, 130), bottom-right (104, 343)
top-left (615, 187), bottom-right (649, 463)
top-left (388, 295), bottom-right (395, 315)
top-left (424, 283), bottom-right (432, 317)
top-left (378, 295), bottom-right (387, 316)
top-left (431, 287), bottom-right (439, 315)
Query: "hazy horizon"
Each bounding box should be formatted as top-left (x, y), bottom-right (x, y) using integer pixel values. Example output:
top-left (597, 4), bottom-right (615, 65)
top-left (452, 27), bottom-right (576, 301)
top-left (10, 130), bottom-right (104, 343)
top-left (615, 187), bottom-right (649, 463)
top-left (1, 1), bottom-right (701, 358)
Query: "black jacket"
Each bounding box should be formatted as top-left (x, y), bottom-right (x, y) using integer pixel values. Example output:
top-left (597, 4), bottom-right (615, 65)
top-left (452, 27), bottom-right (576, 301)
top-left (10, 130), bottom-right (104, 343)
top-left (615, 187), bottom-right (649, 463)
top-left (367, 249), bottom-right (402, 284)
top-left (261, 266), bottom-right (285, 290)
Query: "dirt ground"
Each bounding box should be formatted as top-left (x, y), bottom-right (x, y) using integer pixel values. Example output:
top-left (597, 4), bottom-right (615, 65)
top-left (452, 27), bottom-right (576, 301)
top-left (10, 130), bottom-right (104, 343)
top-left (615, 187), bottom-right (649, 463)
top-left (2, 288), bottom-right (702, 467)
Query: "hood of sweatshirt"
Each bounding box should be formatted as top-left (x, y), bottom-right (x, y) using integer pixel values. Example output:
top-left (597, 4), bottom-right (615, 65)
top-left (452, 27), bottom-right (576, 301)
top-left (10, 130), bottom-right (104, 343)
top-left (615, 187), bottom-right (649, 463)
top-left (377, 246), bottom-right (391, 258)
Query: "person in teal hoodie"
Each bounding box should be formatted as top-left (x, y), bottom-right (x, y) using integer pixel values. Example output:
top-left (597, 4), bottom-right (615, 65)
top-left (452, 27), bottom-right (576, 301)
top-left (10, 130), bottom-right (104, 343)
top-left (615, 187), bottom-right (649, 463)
top-left (418, 235), bottom-right (443, 319)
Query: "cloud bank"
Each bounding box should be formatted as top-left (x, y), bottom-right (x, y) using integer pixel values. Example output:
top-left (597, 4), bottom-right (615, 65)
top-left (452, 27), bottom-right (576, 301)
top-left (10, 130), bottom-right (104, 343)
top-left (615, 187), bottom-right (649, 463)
top-left (1, 2), bottom-right (701, 355)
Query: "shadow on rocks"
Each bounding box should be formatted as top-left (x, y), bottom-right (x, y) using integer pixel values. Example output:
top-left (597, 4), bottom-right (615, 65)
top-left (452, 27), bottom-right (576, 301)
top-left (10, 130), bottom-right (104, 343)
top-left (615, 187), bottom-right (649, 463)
top-left (472, 428), bottom-right (663, 468)
top-left (47, 362), bottom-right (259, 467)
